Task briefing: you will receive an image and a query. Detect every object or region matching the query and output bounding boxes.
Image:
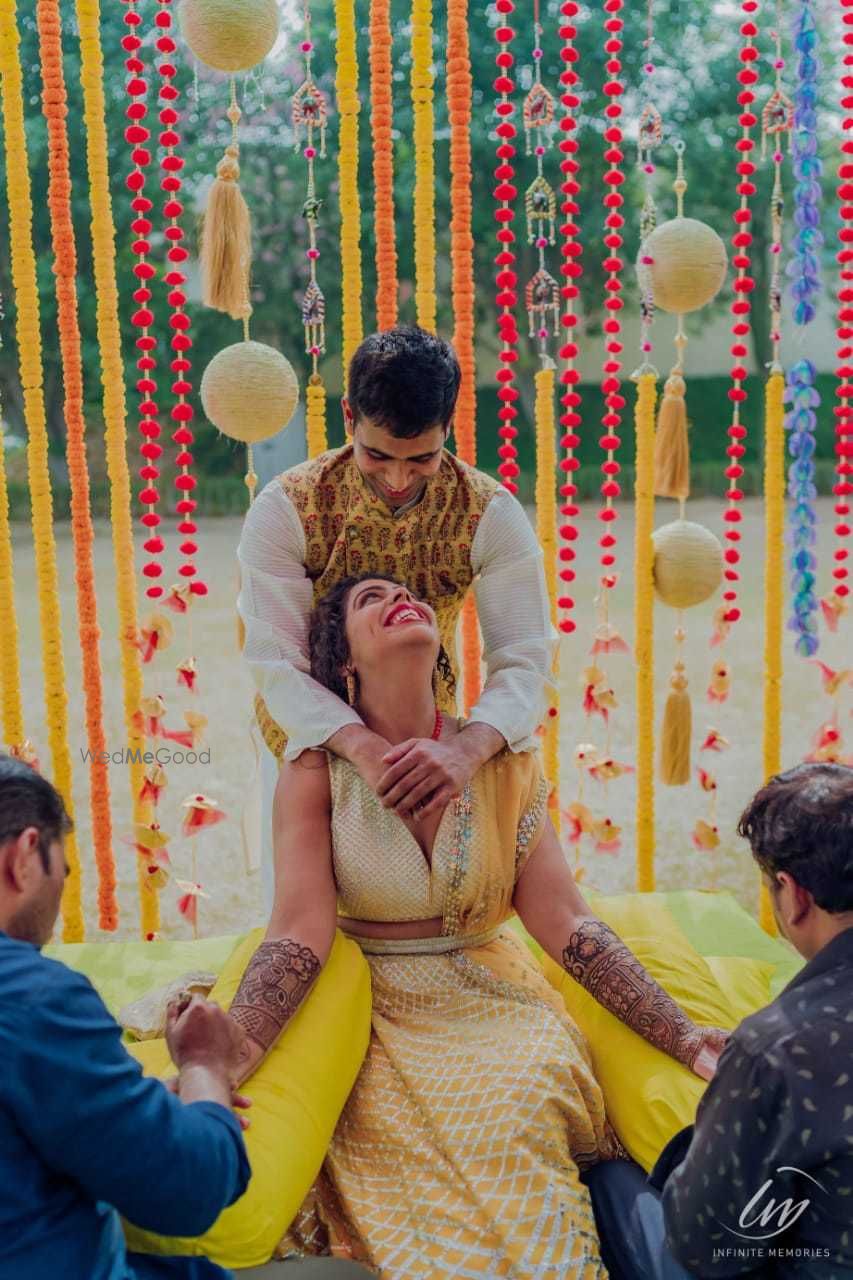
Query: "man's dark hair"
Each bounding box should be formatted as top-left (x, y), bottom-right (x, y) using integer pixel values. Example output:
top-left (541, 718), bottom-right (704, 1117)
top-left (737, 762), bottom-right (853, 913)
top-left (308, 574), bottom-right (455, 704)
top-left (0, 753), bottom-right (73, 871)
top-left (347, 326), bottom-right (461, 439)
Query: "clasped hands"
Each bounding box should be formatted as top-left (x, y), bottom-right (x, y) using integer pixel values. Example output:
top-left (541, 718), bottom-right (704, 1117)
top-left (363, 735), bottom-right (475, 821)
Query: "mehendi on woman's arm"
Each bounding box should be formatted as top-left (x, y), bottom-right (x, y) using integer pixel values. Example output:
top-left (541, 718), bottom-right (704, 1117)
top-left (230, 939), bottom-right (321, 1055)
top-left (561, 919), bottom-right (704, 1068)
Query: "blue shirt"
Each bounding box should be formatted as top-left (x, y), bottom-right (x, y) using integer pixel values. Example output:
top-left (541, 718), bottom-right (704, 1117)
top-left (0, 932), bottom-right (250, 1280)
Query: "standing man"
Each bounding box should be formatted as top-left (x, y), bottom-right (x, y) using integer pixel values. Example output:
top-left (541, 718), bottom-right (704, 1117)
top-left (238, 325), bottom-right (556, 906)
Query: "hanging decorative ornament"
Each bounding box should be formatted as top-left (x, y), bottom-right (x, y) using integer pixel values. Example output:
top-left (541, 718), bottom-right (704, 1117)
top-left (162, 708), bottom-right (209, 748)
top-left (181, 792), bottom-right (226, 837)
top-left (523, 0), bottom-right (561, 817)
top-left (179, 792), bottom-right (226, 938)
top-left (7, 740), bottom-right (40, 772)
top-left (636, 0), bottom-right (663, 365)
top-left (175, 879), bottom-right (209, 935)
top-left (637, 145), bottom-right (728, 506)
top-left (179, 0), bottom-right (286, 505)
top-left (700, 727), bottom-right (730, 753)
top-left (652, 520), bottom-right (723, 785)
top-left (201, 341), bottom-right (299, 443)
top-left (491, 0), bottom-right (521, 495)
top-left (133, 613), bottom-right (174, 665)
top-left (293, 3), bottom-right (329, 459)
top-left (140, 764), bottom-right (168, 806)
top-left (178, 0), bottom-right (279, 73)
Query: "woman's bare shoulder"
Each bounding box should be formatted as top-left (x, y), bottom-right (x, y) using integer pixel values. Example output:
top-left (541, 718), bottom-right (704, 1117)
top-left (275, 749), bottom-right (332, 812)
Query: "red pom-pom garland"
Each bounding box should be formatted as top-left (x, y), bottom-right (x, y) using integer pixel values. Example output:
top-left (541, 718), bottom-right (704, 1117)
top-left (556, 0), bottom-right (582, 636)
top-left (491, 0), bottom-right (521, 496)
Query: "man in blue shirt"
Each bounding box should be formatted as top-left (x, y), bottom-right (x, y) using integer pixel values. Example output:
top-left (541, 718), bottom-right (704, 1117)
top-left (0, 752), bottom-right (251, 1280)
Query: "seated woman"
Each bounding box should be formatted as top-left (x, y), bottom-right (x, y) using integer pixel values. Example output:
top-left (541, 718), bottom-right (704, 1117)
top-left (229, 574), bottom-right (727, 1277)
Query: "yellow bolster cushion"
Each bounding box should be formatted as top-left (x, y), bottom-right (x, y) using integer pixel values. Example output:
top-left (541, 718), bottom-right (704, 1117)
top-left (124, 929), bottom-right (372, 1269)
top-left (539, 896), bottom-right (772, 1173)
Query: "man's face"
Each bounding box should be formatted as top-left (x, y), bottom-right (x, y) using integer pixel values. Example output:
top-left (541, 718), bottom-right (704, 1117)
top-left (6, 834), bottom-right (68, 947)
top-left (346, 407), bottom-right (448, 509)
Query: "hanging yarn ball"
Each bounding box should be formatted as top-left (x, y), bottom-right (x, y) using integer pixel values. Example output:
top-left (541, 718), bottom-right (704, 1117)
top-left (200, 341), bottom-right (299, 442)
top-left (652, 520), bottom-right (723, 609)
top-left (178, 0), bottom-right (279, 73)
top-left (637, 218), bottom-right (728, 314)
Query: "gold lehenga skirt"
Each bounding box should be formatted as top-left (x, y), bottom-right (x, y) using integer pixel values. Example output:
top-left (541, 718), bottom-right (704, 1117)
top-left (279, 927), bottom-right (621, 1278)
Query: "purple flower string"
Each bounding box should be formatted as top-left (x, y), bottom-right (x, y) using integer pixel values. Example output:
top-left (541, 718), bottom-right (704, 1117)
top-left (785, 359), bottom-right (820, 656)
top-left (785, 0), bottom-right (822, 654)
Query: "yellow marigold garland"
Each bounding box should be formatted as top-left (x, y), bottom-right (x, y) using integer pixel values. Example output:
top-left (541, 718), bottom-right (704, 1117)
top-left (0, 416), bottom-right (24, 747)
top-left (37, 0), bottom-right (118, 930)
top-left (0, 0), bottom-right (83, 940)
top-left (306, 376), bottom-right (328, 458)
top-left (760, 370), bottom-right (785, 935)
top-left (633, 373), bottom-right (657, 892)
top-left (535, 368), bottom-right (559, 820)
top-left (370, 0), bottom-right (397, 330)
top-left (447, 0), bottom-right (480, 712)
top-left (75, 0), bottom-right (156, 936)
top-left (411, 0), bottom-right (436, 333)
top-left (335, 0), bottom-right (363, 371)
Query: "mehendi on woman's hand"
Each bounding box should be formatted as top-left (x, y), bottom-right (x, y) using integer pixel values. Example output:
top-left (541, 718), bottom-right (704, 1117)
top-left (561, 918), bottom-right (707, 1069)
top-left (229, 939), bottom-right (321, 1054)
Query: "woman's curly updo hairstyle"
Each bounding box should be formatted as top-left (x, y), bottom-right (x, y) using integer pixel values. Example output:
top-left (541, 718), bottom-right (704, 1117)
top-left (308, 574), bottom-right (456, 704)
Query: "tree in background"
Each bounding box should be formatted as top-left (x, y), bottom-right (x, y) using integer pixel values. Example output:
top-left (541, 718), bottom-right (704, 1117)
top-left (0, 0), bottom-right (839, 484)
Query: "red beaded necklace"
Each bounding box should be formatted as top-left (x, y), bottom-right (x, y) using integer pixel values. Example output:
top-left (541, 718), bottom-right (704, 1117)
top-left (431, 707), bottom-right (443, 740)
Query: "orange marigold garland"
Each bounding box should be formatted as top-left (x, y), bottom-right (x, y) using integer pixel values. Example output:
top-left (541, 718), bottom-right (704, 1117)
top-left (76, 0), bottom-right (156, 936)
top-left (370, 0), bottom-right (397, 330)
top-left (491, 0), bottom-right (521, 495)
top-left (448, 0), bottom-right (480, 712)
top-left (36, 0), bottom-right (118, 929)
top-left (0, 0), bottom-right (84, 940)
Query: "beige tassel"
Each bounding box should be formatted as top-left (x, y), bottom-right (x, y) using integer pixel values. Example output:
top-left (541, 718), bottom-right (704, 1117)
top-left (653, 372), bottom-right (690, 502)
top-left (660, 660), bottom-right (691, 785)
top-left (200, 143), bottom-right (252, 320)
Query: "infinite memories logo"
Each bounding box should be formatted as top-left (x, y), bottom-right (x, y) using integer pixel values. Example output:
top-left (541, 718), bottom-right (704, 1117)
top-left (714, 1164), bottom-right (830, 1261)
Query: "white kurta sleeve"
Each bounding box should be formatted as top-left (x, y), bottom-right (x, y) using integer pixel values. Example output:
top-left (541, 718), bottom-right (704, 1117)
top-left (236, 479), bottom-right (362, 762)
top-left (467, 485), bottom-right (558, 753)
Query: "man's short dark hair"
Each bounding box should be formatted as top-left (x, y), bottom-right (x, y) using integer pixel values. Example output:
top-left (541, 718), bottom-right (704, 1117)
top-left (737, 763), bottom-right (853, 913)
top-left (347, 326), bottom-right (461, 439)
top-left (0, 754), bottom-right (73, 871)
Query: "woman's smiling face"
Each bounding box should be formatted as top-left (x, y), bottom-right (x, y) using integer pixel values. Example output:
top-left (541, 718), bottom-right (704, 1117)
top-left (344, 578), bottom-right (439, 680)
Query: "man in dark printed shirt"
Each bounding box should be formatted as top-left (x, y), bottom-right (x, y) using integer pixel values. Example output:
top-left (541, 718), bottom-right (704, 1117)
top-left (648, 762), bottom-right (853, 1277)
